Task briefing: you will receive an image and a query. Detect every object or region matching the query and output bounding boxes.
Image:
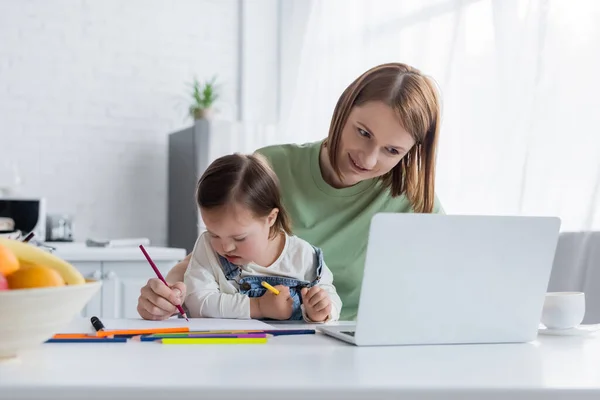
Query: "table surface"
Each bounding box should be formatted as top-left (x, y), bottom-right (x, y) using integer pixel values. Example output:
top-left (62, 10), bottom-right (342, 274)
top-left (1, 318), bottom-right (600, 400)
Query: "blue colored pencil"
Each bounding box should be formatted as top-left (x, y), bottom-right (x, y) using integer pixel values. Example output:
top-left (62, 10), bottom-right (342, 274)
top-left (263, 329), bottom-right (316, 336)
top-left (45, 337), bottom-right (128, 343)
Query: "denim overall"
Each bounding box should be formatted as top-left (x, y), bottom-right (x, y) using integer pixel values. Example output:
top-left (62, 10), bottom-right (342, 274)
top-left (217, 246), bottom-right (324, 320)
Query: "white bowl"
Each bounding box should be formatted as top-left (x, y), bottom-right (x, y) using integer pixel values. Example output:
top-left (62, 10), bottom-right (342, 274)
top-left (0, 280), bottom-right (102, 360)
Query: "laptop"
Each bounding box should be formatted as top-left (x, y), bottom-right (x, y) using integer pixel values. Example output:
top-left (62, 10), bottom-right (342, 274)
top-left (318, 213), bottom-right (561, 346)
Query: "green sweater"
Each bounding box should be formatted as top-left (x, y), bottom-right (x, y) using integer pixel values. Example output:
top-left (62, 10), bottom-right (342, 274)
top-left (257, 140), bottom-right (444, 320)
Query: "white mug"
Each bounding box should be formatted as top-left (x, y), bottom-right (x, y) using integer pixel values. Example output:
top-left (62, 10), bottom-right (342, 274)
top-left (541, 292), bottom-right (585, 330)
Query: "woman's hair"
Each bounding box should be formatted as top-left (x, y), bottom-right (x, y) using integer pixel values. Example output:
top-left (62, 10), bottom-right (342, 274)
top-left (326, 62), bottom-right (441, 213)
top-left (196, 153), bottom-right (292, 238)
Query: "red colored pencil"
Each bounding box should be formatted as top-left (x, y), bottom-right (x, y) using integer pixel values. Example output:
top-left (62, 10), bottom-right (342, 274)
top-left (139, 244), bottom-right (189, 321)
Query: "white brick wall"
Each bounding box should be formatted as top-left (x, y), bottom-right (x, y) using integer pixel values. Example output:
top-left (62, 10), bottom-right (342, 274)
top-left (0, 0), bottom-right (239, 245)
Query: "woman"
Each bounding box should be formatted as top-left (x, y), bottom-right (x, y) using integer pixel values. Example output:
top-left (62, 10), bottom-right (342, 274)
top-left (137, 62), bottom-right (444, 321)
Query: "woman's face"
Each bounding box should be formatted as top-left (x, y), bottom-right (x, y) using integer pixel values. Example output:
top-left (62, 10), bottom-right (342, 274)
top-left (336, 101), bottom-right (415, 186)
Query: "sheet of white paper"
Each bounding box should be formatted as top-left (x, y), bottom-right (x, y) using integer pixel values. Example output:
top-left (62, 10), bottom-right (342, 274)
top-left (62, 317), bottom-right (275, 334)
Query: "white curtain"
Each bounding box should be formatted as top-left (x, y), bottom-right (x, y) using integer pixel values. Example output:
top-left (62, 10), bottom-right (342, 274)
top-left (280, 0), bottom-right (600, 232)
top-left (279, 0), bottom-right (600, 322)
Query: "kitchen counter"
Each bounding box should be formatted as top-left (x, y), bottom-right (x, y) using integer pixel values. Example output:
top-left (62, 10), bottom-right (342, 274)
top-left (48, 242), bottom-right (187, 262)
top-left (44, 242), bottom-right (187, 319)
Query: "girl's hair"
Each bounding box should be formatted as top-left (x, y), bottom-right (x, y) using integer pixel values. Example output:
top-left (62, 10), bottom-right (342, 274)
top-left (326, 62), bottom-right (441, 213)
top-left (196, 153), bottom-right (292, 239)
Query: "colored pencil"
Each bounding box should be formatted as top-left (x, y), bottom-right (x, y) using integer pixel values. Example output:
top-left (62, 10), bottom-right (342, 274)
top-left (52, 334), bottom-right (97, 339)
top-left (137, 335), bottom-right (267, 342)
top-left (261, 281), bottom-right (280, 295)
top-left (139, 244), bottom-right (189, 321)
top-left (263, 329), bottom-right (316, 336)
top-left (96, 326), bottom-right (190, 337)
top-left (149, 329), bottom-right (315, 337)
top-left (161, 337), bottom-right (267, 345)
top-left (187, 330), bottom-right (264, 334)
top-left (147, 332), bottom-right (259, 337)
top-left (148, 333), bottom-right (267, 339)
top-left (54, 328), bottom-right (314, 340)
top-left (46, 337), bottom-right (128, 343)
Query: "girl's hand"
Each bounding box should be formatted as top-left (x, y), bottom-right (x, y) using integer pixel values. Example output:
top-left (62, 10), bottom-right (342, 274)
top-left (137, 279), bottom-right (187, 321)
top-left (256, 285), bottom-right (294, 320)
top-left (301, 286), bottom-right (331, 322)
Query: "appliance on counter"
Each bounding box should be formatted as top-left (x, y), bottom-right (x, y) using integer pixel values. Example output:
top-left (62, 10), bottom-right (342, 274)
top-left (46, 213), bottom-right (74, 242)
top-left (0, 198), bottom-right (46, 239)
top-left (0, 217), bottom-right (15, 231)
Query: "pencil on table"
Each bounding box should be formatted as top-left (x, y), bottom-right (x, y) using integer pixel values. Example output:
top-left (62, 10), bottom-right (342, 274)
top-left (96, 327), bottom-right (190, 337)
top-left (161, 337), bottom-right (267, 345)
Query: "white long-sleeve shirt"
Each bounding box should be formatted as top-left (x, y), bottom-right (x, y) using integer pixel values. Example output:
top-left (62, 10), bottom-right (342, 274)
top-left (183, 231), bottom-right (342, 322)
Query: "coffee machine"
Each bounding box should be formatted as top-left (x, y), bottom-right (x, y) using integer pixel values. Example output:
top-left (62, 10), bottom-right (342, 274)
top-left (0, 198), bottom-right (46, 240)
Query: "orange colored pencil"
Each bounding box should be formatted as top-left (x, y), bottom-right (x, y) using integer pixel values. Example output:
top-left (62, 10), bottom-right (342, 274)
top-left (52, 334), bottom-right (96, 339)
top-left (96, 327), bottom-right (190, 337)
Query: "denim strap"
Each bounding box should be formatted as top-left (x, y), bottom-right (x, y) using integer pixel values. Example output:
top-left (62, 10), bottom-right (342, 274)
top-left (216, 244), bottom-right (325, 320)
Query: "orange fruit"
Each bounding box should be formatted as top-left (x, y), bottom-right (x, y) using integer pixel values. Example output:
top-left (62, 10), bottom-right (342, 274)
top-left (0, 243), bottom-right (20, 276)
top-left (7, 263), bottom-right (65, 289)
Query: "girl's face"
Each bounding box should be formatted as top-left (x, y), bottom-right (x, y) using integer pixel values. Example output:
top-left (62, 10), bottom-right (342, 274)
top-left (201, 203), bottom-right (278, 266)
top-left (336, 101), bottom-right (416, 186)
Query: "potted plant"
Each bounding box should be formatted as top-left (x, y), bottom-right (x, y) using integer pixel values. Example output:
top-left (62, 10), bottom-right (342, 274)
top-left (188, 76), bottom-right (219, 121)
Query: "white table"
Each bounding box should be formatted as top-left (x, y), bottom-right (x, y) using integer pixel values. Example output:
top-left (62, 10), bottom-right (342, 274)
top-left (1, 318), bottom-right (600, 400)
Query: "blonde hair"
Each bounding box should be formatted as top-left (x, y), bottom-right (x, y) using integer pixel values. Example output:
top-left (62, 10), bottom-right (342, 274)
top-left (326, 63), bottom-right (441, 213)
top-left (196, 153), bottom-right (292, 239)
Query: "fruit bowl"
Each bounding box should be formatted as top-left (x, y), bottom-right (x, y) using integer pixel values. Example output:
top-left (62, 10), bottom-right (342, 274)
top-left (0, 237), bottom-right (102, 360)
top-left (0, 280), bottom-right (102, 360)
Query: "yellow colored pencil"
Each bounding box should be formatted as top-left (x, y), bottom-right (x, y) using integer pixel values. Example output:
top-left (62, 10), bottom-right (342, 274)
top-left (261, 281), bottom-right (280, 295)
top-left (161, 337), bottom-right (267, 345)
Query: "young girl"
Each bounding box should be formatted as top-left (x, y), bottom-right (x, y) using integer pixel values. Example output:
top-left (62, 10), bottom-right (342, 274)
top-left (183, 153), bottom-right (342, 322)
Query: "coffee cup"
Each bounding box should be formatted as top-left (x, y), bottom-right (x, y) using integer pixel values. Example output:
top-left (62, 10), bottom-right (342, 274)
top-left (541, 292), bottom-right (585, 330)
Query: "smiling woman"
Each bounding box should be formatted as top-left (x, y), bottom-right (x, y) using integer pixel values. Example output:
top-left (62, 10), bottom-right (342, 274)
top-left (137, 62), bottom-right (444, 322)
top-left (321, 101), bottom-right (414, 187)
top-left (322, 63), bottom-right (440, 213)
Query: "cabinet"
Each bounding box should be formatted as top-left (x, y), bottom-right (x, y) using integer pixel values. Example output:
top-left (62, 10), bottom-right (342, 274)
top-left (52, 243), bottom-right (187, 319)
top-left (71, 260), bottom-right (179, 319)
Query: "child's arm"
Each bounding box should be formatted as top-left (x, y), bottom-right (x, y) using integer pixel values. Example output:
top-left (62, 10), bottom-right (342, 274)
top-left (183, 235), bottom-right (258, 319)
top-left (317, 259), bottom-right (342, 322)
top-left (301, 257), bottom-right (342, 323)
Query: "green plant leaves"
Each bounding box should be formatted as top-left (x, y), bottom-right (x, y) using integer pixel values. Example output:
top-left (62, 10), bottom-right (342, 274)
top-left (188, 75), bottom-right (219, 115)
